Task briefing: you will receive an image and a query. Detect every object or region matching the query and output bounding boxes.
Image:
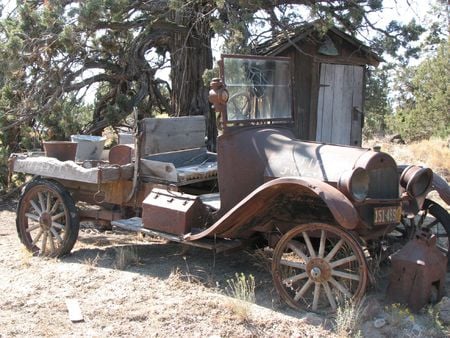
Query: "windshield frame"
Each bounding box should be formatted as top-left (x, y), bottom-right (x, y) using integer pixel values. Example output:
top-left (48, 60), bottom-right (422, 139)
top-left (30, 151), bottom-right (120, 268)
top-left (220, 54), bottom-right (294, 127)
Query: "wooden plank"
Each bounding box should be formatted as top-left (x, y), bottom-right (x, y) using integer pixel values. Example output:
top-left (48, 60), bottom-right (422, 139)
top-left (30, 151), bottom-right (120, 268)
top-left (315, 63), bottom-right (326, 141)
top-left (319, 63), bottom-right (336, 143)
top-left (333, 65), bottom-right (353, 145)
top-left (330, 64), bottom-right (346, 144)
top-left (350, 66), bottom-right (364, 146)
top-left (141, 116), bottom-right (206, 155)
top-left (65, 299), bottom-right (84, 322)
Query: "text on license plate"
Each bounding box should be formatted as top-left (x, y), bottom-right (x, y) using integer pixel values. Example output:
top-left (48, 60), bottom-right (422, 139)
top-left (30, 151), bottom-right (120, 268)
top-left (374, 206), bottom-right (402, 225)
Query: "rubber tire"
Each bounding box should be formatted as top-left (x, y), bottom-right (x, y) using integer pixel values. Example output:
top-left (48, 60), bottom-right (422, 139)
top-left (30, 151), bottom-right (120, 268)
top-left (16, 178), bottom-right (79, 257)
top-left (422, 199), bottom-right (450, 262)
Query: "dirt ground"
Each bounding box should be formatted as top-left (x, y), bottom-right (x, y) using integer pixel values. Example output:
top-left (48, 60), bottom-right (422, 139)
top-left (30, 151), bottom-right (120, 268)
top-left (0, 198), bottom-right (449, 337)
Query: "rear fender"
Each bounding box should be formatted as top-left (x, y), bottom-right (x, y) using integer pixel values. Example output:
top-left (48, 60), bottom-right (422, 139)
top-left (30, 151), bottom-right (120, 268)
top-left (187, 177), bottom-right (360, 241)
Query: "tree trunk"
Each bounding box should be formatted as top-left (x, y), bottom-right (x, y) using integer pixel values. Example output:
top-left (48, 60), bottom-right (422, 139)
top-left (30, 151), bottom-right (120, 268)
top-left (170, 17), bottom-right (212, 117)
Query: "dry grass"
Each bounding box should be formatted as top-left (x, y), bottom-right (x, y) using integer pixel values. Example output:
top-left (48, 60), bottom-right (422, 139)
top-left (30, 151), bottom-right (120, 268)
top-left (226, 298), bottom-right (252, 323)
top-left (224, 273), bottom-right (256, 323)
top-left (364, 137), bottom-right (450, 181)
top-left (226, 272), bottom-right (256, 303)
top-left (114, 246), bottom-right (140, 270)
top-left (19, 247), bottom-right (33, 268)
top-left (333, 299), bottom-right (366, 338)
top-left (83, 253), bottom-right (101, 271)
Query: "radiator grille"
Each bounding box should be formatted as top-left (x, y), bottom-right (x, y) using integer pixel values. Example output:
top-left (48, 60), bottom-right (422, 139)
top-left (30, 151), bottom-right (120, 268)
top-left (368, 167), bottom-right (399, 199)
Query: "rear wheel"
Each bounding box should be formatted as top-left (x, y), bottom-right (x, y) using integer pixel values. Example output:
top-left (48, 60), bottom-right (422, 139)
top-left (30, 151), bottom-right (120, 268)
top-left (16, 178), bottom-right (79, 257)
top-left (272, 223), bottom-right (368, 313)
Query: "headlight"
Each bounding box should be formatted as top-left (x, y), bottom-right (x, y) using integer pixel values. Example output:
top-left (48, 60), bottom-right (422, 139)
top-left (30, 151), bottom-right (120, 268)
top-left (338, 167), bottom-right (370, 202)
top-left (400, 165), bottom-right (433, 197)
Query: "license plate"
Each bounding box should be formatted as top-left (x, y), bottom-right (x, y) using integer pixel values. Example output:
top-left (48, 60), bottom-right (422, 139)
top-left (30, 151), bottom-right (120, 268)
top-left (374, 206), bottom-right (402, 225)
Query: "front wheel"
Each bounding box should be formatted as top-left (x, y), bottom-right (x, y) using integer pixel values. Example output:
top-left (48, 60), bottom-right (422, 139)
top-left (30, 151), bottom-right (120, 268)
top-left (16, 178), bottom-right (79, 257)
top-left (272, 223), bottom-right (368, 313)
top-left (419, 199), bottom-right (450, 260)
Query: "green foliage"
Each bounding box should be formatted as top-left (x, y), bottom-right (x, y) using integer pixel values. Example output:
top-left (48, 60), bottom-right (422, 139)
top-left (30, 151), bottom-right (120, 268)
top-left (363, 66), bottom-right (393, 139)
top-left (389, 41), bottom-right (449, 141)
top-left (39, 97), bottom-right (93, 141)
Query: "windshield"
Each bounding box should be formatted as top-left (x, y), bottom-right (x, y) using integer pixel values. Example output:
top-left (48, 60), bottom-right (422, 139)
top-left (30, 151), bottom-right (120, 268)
top-left (222, 56), bottom-right (292, 122)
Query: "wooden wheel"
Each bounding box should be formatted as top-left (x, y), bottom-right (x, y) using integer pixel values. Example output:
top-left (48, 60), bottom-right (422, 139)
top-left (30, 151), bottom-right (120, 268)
top-left (398, 199), bottom-right (450, 261)
top-left (16, 178), bottom-right (79, 257)
top-left (272, 223), bottom-right (368, 313)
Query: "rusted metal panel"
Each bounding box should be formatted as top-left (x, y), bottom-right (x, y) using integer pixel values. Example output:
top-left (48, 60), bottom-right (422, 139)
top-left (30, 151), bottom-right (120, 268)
top-left (109, 144), bottom-right (134, 165)
top-left (142, 188), bottom-right (207, 235)
top-left (186, 177), bottom-right (360, 241)
top-left (43, 141), bottom-right (77, 161)
top-left (387, 229), bottom-right (447, 312)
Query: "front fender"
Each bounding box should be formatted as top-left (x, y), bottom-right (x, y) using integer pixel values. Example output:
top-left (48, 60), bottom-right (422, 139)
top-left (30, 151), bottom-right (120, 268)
top-left (187, 177), bottom-right (360, 241)
top-left (432, 173), bottom-right (450, 206)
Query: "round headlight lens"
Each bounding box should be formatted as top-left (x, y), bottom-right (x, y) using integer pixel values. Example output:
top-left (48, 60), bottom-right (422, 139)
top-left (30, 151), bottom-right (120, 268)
top-left (400, 165), bottom-right (433, 197)
top-left (351, 168), bottom-right (370, 201)
top-left (338, 167), bottom-right (370, 202)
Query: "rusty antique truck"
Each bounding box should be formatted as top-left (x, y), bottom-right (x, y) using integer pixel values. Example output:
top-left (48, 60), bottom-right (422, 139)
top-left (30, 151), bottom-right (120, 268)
top-left (10, 54), bottom-right (450, 312)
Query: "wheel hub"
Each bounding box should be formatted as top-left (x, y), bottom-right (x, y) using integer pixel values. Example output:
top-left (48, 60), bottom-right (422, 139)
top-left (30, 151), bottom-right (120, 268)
top-left (40, 212), bottom-right (52, 230)
top-left (310, 267), bottom-right (321, 278)
top-left (306, 258), bottom-right (331, 282)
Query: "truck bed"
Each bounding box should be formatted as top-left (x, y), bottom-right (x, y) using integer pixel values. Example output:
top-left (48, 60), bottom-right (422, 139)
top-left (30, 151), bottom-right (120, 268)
top-left (10, 154), bottom-right (134, 184)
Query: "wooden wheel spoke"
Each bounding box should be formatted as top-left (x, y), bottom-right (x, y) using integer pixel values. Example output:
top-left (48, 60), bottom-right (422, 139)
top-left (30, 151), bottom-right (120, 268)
top-left (323, 281), bottom-right (337, 310)
top-left (25, 212), bottom-right (40, 223)
top-left (46, 192), bottom-right (51, 212)
top-left (49, 233), bottom-right (56, 253)
top-left (331, 269), bottom-right (360, 281)
top-left (325, 239), bottom-right (344, 262)
top-left (50, 228), bottom-right (63, 243)
top-left (303, 232), bottom-right (316, 258)
top-left (32, 229), bottom-right (44, 245)
top-left (329, 277), bottom-right (352, 298)
top-left (280, 259), bottom-right (306, 270)
top-left (38, 192), bottom-right (46, 213)
top-left (41, 231), bottom-right (48, 254)
top-left (49, 199), bottom-right (60, 215)
top-left (282, 272), bottom-right (308, 286)
top-left (25, 224), bottom-right (41, 232)
top-left (52, 222), bottom-right (65, 230)
top-left (318, 230), bottom-right (326, 258)
top-left (52, 212), bottom-right (66, 221)
top-left (312, 282), bottom-right (321, 311)
top-left (293, 278), bottom-right (313, 302)
top-left (330, 255), bottom-right (357, 268)
top-left (287, 241), bottom-right (308, 262)
top-left (30, 200), bottom-right (42, 215)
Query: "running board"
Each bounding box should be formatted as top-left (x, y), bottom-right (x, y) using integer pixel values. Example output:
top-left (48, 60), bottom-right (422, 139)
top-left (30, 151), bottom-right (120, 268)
top-left (111, 217), bottom-right (243, 253)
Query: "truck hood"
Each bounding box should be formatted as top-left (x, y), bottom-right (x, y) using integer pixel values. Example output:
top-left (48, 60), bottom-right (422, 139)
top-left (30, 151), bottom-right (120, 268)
top-left (263, 131), bottom-right (371, 183)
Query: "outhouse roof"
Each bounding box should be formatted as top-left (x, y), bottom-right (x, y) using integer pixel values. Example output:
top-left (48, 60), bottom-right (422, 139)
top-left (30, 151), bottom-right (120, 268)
top-left (254, 22), bottom-right (382, 66)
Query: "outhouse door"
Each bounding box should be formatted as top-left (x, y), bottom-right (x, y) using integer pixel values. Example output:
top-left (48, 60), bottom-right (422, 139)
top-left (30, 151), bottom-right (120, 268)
top-left (316, 63), bottom-right (364, 146)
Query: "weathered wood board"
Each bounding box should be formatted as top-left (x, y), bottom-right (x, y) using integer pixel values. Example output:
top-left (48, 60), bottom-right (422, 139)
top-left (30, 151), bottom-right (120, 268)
top-left (11, 155), bottom-right (133, 184)
top-left (140, 116), bottom-right (206, 155)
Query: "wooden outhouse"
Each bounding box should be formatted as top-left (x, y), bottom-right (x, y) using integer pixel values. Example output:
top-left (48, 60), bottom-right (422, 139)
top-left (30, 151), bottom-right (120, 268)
top-left (254, 23), bottom-right (381, 146)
